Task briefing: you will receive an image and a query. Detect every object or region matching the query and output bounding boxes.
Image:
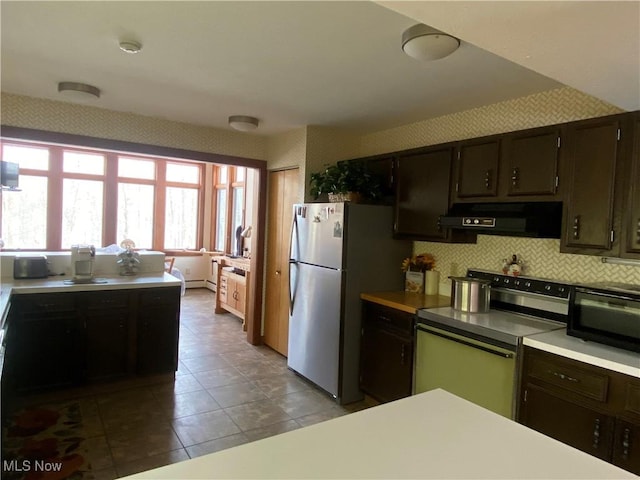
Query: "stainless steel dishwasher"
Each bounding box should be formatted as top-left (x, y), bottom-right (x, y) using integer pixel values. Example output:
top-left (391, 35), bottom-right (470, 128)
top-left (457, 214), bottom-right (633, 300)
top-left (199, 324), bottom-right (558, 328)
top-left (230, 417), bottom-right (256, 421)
top-left (414, 269), bottom-right (571, 419)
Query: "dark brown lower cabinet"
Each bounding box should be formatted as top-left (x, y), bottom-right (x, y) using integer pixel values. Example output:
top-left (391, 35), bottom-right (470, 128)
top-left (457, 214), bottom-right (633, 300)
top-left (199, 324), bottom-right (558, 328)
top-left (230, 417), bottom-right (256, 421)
top-left (519, 346), bottom-right (640, 475)
top-left (360, 301), bottom-right (414, 403)
top-left (4, 286), bottom-right (180, 393)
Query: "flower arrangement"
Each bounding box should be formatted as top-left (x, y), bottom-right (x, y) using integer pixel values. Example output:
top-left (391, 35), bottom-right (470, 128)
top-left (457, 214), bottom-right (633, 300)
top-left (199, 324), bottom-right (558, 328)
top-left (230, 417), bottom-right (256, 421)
top-left (401, 253), bottom-right (435, 272)
top-left (117, 247), bottom-right (140, 276)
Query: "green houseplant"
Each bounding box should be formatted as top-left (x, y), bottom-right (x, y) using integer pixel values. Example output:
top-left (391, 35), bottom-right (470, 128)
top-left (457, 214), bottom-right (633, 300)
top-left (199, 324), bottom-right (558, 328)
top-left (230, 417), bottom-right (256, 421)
top-left (309, 161), bottom-right (381, 202)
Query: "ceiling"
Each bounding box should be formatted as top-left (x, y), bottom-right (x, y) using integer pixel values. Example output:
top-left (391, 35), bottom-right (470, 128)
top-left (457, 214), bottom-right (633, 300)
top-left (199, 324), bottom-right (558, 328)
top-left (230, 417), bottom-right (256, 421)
top-left (1, 1), bottom-right (637, 137)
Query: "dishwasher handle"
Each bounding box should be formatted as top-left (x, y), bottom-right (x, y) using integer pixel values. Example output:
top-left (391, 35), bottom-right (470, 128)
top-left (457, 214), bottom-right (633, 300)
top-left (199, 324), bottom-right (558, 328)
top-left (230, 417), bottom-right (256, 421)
top-left (416, 324), bottom-right (514, 359)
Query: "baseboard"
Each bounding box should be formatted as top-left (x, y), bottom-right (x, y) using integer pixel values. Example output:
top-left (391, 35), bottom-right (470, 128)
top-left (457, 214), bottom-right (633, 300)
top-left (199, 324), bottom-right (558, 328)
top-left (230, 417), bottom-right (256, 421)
top-left (185, 280), bottom-right (206, 289)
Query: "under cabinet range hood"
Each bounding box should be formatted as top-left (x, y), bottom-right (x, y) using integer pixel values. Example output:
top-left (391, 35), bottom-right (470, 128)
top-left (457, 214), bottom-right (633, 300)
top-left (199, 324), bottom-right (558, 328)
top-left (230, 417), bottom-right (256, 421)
top-left (439, 202), bottom-right (563, 238)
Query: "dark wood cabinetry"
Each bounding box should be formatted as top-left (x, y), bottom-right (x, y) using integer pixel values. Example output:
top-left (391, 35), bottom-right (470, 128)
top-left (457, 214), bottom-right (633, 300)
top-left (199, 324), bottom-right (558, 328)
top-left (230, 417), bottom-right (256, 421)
top-left (622, 113), bottom-right (640, 258)
top-left (394, 147), bottom-right (455, 240)
top-left (502, 127), bottom-right (561, 197)
top-left (561, 116), bottom-right (624, 254)
top-left (83, 291), bottom-right (131, 380)
top-left (137, 287), bottom-right (181, 375)
top-left (519, 347), bottom-right (640, 475)
top-left (454, 138), bottom-right (500, 199)
top-left (359, 301), bottom-right (414, 403)
top-left (7, 293), bottom-right (81, 392)
top-left (4, 286), bottom-right (180, 393)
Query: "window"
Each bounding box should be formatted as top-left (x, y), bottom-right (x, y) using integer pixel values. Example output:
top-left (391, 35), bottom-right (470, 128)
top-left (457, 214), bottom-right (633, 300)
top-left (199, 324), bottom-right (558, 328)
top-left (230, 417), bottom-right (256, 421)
top-left (0, 141), bottom-right (205, 252)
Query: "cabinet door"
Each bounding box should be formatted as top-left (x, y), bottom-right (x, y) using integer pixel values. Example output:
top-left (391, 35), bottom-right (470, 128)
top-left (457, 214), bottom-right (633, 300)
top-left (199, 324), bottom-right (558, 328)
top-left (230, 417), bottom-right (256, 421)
top-left (84, 291), bottom-right (130, 380)
top-left (7, 294), bottom-right (81, 391)
top-left (503, 128), bottom-right (560, 197)
top-left (613, 420), bottom-right (640, 475)
top-left (562, 117), bottom-right (621, 253)
top-left (623, 114), bottom-right (640, 257)
top-left (137, 288), bottom-right (180, 375)
top-left (454, 139), bottom-right (500, 199)
top-left (360, 325), bottom-right (412, 403)
top-left (521, 384), bottom-right (615, 461)
top-left (394, 148), bottom-right (458, 240)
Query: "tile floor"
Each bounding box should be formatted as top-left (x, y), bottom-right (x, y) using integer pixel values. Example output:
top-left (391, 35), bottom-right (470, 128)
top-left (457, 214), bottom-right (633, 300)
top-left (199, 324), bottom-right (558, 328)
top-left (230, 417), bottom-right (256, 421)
top-left (5, 288), bottom-right (378, 479)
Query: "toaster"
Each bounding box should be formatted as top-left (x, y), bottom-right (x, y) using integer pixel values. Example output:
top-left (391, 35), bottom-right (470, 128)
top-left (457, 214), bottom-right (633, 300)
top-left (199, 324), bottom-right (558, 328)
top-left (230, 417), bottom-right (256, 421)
top-left (13, 255), bottom-right (49, 279)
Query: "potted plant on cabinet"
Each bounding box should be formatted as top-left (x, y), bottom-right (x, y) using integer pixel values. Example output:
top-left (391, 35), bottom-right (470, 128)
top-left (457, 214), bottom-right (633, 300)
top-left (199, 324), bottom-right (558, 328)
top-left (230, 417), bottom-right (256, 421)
top-left (309, 160), bottom-right (381, 203)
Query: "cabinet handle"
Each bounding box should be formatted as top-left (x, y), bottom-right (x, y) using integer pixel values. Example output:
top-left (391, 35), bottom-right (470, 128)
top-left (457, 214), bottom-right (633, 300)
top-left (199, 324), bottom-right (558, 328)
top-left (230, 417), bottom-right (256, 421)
top-left (275, 270), bottom-right (281, 276)
top-left (572, 215), bottom-right (580, 239)
top-left (549, 370), bottom-right (580, 383)
top-left (593, 418), bottom-right (601, 449)
top-left (511, 167), bottom-right (519, 188)
top-left (636, 218), bottom-right (640, 245)
top-left (622, 427), bottom-right (631, 460)
top-left (400, 344), bottom-right (406, 365)
top-left (485, 169), bottom-right (492, 190)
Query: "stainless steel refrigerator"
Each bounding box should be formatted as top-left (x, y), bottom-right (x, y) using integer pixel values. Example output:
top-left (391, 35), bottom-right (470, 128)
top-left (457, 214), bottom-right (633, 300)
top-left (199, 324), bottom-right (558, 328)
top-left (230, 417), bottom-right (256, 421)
top-left (287, 202), bottom-right (411, 404)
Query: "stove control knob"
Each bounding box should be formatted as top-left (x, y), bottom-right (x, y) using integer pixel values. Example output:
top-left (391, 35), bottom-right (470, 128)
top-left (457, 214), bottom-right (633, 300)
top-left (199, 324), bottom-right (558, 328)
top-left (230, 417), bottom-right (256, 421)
top-left (525, 282), bottom-right (532, 288)
top-left (545, 285), bottom-right (552, 291)
top-left (503, 278), bottom-right (510, 284)
top-left (514, 280), bottom-right (521, 286)
top-left (494, 276), bottom-right (500, 282)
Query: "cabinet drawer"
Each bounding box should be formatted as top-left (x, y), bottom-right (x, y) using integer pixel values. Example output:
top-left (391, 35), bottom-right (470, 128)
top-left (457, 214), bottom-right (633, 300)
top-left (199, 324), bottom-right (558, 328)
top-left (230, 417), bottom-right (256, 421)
top-left (139, 288), bottom-right (180, 307)
top-left (85, 291), bottom-right (130, 310)
top-left (528, 353), bottom-right (609, 402)
top-left (12, 293), bottom-right (76, 313)
top-left (624, 382), bottom-right (640, 417)
top-left (363, 302), bottom-right (414, 336)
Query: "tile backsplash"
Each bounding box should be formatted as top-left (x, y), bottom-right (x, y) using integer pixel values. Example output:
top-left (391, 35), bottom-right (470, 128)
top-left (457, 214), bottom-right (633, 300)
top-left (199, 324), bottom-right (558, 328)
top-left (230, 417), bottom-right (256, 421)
top-left (415, 235), bottom-right (640, 290)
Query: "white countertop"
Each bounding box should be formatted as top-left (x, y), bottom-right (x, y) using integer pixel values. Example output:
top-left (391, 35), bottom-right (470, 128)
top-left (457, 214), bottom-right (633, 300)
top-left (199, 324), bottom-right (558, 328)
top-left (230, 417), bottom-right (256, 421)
top-left (122, 389), bottom-right (635, 480)
top-left (0, 273), bottom-right (181, 324)
top-left (524, 328), bottom-right (640, 378)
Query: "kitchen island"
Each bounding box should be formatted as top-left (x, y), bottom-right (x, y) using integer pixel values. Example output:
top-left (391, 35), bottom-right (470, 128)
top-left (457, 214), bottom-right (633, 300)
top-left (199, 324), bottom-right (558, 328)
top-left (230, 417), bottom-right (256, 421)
top-left (123, 388), bottom-right (634, 479)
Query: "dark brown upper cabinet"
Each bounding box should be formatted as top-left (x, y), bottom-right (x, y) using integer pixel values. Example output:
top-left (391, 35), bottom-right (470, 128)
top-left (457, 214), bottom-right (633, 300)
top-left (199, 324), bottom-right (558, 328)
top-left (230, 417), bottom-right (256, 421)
top-left (394, 146), bottom-right (474, 242)
top-left (502, 127), bottom-right (561, 198)
top-left (560, 114), bottom-right (629, 255)
top-left (453, 138), bottom-right (500, 200)
top-left (621, 112), bottom-right (640, 259)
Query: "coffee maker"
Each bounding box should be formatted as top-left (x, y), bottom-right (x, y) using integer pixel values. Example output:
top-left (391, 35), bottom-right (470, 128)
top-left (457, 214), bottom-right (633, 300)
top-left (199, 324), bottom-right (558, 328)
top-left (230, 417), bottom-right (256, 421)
top-left (71, 244), bottom-right (95, 282)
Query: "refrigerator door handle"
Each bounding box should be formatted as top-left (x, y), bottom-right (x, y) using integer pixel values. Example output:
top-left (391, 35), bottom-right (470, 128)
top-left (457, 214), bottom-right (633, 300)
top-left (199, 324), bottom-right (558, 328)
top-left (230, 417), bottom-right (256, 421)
top-left (288, 211), bottom-right (298, 315)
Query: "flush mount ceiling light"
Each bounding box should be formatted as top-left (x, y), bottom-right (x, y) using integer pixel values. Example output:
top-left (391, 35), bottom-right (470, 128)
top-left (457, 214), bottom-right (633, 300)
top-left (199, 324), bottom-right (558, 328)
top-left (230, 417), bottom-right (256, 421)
top-left (401, 24), bottom-right (460, 61)
top-left (57, 81), bottom-right (101, 99)
top-left (119, 40), bottom-right (142, 54)
top-left (228, 115), bottom-right (259, 132)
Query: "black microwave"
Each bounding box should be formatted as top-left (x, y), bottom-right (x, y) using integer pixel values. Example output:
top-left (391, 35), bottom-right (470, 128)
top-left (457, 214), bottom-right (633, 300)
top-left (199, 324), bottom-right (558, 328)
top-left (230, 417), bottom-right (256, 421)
top-left (567, 284), bottom-right (640, 353)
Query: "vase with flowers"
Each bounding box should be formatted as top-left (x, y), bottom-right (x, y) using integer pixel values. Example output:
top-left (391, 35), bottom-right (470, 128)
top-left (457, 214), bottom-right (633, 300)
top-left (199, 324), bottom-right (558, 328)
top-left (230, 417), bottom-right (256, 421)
top-left (401, 253), bottom-right (438, 295)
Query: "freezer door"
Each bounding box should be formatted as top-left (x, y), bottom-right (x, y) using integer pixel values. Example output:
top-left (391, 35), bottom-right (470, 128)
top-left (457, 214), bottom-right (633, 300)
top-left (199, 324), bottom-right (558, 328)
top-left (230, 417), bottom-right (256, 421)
top-left (290, 203), bottom-right (344, 269)
top-left (288, 261), bottom-right (342, 397)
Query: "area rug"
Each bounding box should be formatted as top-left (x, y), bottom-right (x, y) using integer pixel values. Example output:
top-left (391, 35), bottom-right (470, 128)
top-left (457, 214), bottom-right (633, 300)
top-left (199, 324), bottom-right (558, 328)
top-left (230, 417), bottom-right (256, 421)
top-left (2, 402), bottom-right (94, 480)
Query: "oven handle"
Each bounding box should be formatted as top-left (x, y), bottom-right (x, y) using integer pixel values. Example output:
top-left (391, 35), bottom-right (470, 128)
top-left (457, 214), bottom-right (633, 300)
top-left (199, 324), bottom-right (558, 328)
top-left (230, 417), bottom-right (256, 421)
top-left (416, 324), bottom-right (514, 359)
top-left (575, 287), bottom-right (637, 302)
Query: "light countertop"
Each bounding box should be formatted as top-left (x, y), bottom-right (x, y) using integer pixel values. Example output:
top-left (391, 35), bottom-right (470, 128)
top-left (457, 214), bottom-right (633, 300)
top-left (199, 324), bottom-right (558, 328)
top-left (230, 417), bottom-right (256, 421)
top-left (0, 273), bottom-right (180, 324)
top-left (360, 291), bottom-right (450, 314)
top-left (524, 328), bottom-right (640, 378)
top-left (122, 388), bottom-right (634, 479)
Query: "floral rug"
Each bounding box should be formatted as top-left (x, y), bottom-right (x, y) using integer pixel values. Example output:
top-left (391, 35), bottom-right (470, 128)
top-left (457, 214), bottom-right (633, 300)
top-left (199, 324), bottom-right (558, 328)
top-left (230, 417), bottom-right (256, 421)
top-left (2, 402), bottom-right (94, 480)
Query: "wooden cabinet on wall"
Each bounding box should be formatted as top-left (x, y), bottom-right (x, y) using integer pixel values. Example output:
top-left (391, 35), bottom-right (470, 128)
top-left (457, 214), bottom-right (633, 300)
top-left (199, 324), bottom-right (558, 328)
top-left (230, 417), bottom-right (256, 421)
top-left (451, 126), bottom-right (561, 203)
top-left (359, 301), bottom-right (414, 403)
top-left (519, 347), bottom-right (640, 475)
top-left (560, 114), bottom-right (628, 255)
top-left (622, 113), bottom-right (640, 258)
top-left (394, 147), bottom-right (474, 242)
top-left (218, 268), bottom-right (247, 320)
top-left (501, 126), bottom-right (561, 198)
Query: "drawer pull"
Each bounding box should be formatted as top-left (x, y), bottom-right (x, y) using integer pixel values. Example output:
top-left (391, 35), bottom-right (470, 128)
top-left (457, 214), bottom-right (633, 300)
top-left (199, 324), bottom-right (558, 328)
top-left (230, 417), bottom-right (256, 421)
top-left (622, 427), bottom-right (631, 460)
top-left (485, 169), bottom-right (492, 190)
top-left (511, 167), bottom-right (519, 188)
top-left (400, 344), bottom-right (406, 365)
top-left (572, 215), bottom-right (580, 239)
top-left (593, 418), bottom-right (601, 449)
top-left (549, 370), bottom-right (580, 383)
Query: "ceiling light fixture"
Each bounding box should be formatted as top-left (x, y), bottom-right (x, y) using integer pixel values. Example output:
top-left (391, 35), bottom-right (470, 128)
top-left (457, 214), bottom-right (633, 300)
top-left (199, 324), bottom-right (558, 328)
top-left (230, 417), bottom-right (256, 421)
top-left (401, 24), bottom-right (460, 61)
top-left (119, 40), bottom-right (142, 54)
top-left (57, 81), bottom-right (101, 99)
top-left (228, 115), bottom-right (259, 132)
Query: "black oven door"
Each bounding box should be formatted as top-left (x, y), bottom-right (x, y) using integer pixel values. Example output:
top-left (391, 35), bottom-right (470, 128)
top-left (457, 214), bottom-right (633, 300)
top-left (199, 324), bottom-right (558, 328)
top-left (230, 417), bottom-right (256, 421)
top-left (568, 287), bottom-right (640, 353)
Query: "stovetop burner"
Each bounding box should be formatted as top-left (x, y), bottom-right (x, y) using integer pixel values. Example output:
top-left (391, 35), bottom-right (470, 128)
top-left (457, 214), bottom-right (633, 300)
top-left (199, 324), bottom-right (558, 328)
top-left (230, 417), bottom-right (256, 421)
top-left (417, 269), bottom-right (573, 348)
